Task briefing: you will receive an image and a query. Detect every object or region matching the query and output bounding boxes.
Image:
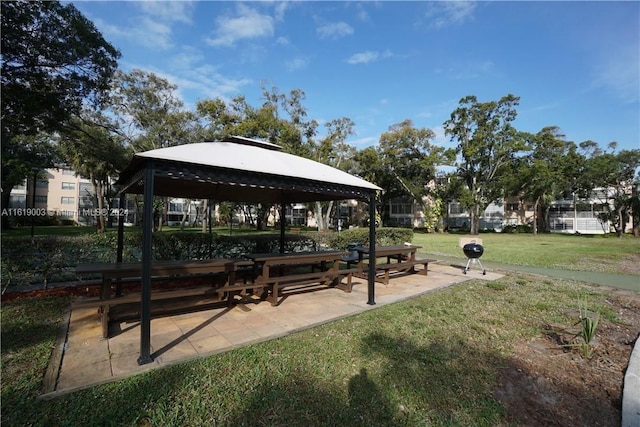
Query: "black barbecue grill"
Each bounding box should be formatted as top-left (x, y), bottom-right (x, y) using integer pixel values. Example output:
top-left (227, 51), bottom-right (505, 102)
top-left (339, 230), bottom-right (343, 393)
top-left (463, 242), bottom-right (486, 275)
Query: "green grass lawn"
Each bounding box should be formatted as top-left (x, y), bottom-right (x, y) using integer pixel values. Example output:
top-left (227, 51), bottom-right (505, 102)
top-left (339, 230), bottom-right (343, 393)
top-left (1, 228), bottom-right (638, 425)
top-left (412, 232), bottom-right (639, 273)
top-left (0, 273), bottom-right (621, 426)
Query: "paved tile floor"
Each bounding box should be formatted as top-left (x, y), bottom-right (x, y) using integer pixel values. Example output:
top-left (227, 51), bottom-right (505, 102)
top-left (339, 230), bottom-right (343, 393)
top-left (46, 264), bottom-right (502, 397)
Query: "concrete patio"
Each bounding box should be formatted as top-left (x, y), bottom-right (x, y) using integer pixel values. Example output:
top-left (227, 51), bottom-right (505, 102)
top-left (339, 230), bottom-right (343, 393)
top-left (42, 263), bottom-right (503, 398)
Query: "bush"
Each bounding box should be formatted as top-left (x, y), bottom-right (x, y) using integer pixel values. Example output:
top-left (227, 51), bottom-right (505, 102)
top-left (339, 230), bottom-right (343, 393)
top-left (318, 227), bottom-right (414, 250)
top-left (502, 224), bottom-right (532, 234)
top-left (0, 228), bottom-right (414, 290)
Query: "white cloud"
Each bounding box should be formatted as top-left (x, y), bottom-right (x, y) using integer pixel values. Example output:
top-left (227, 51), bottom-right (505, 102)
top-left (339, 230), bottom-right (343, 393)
top-left (94, 16), bottom-right (174, 50)
top-left (348, 51), bottom-right (379, 64)
top-left (92, 2), bottom-right (194, 51)
top-left (137, 1), bottom-right (195, 24)
top-left (347, 50), bottom-right (394, 65)
top-left (316, 22), bottom-right (354, 39)
top-left (206, 4), bottom-right (275, 47)
top-left (427, 2), bottom-right (476, 30)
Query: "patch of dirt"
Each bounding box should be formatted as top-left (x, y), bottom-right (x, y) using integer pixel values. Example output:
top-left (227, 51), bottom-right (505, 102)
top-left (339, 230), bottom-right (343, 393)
top-left (495, 289), bottom-right (640, 427)
top-left (617, 253), bottom-right (640, 275)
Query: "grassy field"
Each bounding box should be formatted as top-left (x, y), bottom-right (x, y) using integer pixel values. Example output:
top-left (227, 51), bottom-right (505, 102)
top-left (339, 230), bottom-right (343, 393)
top-left (1, 229), bottom-right (638, 425)
top-left (1, 273), bottom-right (623, 426)
top-left (413, 232), bottom-right (639, 273)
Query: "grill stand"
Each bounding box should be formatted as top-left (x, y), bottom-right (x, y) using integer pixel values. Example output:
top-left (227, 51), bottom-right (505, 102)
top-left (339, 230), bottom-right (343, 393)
top-left (463, 257), bottom-right (486, 275)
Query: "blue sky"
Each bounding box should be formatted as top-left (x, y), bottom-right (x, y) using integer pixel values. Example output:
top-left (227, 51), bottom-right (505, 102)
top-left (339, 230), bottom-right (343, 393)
top-left (73, 1), bottom-right (639, 151)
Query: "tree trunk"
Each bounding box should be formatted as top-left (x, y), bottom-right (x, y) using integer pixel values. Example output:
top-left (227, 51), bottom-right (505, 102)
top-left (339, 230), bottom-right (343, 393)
top-left (617, 206), bottom-right (624, 237)
top-left (157, 197), bottom-right (167, 231)
top-left (201, 199), bottom-right (208, 233)
top-left (470, 204), bottom-right (480, 235)
top-left (179, 199), bottom-right (191, 231)
top-left (314, 201), bottom-right (335, 230)
top-left (532, 197), bottom-right (539, 236)
top-left (314, 202), bottom-right (323, 230)
top-left (92, 177), bottom-right (105, 232)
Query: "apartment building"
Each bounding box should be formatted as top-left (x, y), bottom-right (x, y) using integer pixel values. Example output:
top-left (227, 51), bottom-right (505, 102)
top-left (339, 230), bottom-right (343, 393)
top-left (8, 167), bottom-right (136, 226)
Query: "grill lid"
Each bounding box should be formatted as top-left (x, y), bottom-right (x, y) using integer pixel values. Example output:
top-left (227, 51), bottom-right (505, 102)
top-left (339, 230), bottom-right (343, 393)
top-left (462, 243), bottom-right (484, 258)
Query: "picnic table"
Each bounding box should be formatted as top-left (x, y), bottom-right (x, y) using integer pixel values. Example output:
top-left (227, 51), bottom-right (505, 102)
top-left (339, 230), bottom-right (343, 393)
top-left (245, 251), bottom-right (360, 306)
top-left (74, 258), bottom-right (253, 337)
top-left (357, 245), bottom-right (436, 285)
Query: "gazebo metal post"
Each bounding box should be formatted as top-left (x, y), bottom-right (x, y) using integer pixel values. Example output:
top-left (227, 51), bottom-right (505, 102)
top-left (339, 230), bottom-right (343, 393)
top-left (367, 193), bottom-right (376, 305)
top-left (208, 199), bottom-right (213, 259)
top-left (138, 162), bottom-right (155, 365)
top-left (115, 192), bottom-right (126, 297)
top-left (279, 202), bottom-right (286, 254)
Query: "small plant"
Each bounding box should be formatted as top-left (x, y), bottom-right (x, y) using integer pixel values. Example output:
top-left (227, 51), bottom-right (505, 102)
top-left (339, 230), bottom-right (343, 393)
top-left (563, 300), bottom-right (601, 358)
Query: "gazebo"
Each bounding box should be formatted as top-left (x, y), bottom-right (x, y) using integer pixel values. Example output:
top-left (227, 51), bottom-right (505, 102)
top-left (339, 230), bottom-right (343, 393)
top-left (115, 136), bottom-right (382, 364)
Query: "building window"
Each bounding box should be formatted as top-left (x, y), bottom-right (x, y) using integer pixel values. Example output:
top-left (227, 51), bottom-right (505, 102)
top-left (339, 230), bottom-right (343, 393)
top-left (449, 203), bottom-right (464, 215)
top-left (79, 183), bottom-right (94, 197)
top-left (36, 180), bottom-right (48, 188)
top-left (35, 195), bottom-right (47, 204)
top-left (390, 200), bottom-right (413, 215)
top-left (62, 169), bottom-right (75, 175)
top-left (61, 182), bottom-right (76, 190)
top-left (506, 203), bottom-right (519, 211)
top-left (61, 197), bottom-right (75, 205)
top-left (168, 202), bottom-right (184, 212)
top-left (9, 195), bottom-right (26, 208)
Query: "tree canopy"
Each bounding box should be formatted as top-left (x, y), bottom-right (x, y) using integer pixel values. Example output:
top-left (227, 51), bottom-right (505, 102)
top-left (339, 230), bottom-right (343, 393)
top-left (444, 94), bottom-right (526, 234)
top-left (1, 0), bottom-right (120, 142)
top-left (1, 0), bottom-right (120, 229)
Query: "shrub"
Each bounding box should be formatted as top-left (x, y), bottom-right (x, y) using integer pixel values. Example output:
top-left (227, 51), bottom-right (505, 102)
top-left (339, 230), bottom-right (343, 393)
top-left (320, 227), bottom-right (414, 250)
top-left (0, 228), bottom-right (414, 290)
top-left (501, 224), bottom-right (532, 234)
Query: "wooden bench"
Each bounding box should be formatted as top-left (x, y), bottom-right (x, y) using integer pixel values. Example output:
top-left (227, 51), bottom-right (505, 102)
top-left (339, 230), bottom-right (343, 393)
top-left (72, 286), bottom-right (224, 338)
top-left (356, 245), bottom-right (438, 286)
top-left (247, 251), bottom-right (358, 307)
top-left (74, 258), bottom-right (236, 338)
top-left (372, 258), bottom-right (436, 285)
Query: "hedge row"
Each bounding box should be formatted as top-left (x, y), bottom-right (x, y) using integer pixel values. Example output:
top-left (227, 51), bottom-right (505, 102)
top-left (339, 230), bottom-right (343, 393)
top-left (0, 228), bottom-right (413, 289)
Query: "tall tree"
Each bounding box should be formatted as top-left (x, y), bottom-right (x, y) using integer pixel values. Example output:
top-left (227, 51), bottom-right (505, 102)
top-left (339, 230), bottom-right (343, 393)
top-left (196, 87), bottom-right (322, 230)
top-left (109, 69), bottom-right (200, 230)
top-left (444, 94), bottom-right (525, 234)
top-left (1, 0), bottom-right (120, 228)
top-left (312, 117), bottom-right (356, 230)
top-left (376, 120), bottom-right (454, 226)
top-left (507, 127), bottom-right (582, 234)
top-left (58, 111), bottom-right (130, 231)
top-left (109, 69), bottom-right (199, 152)
top-left (580, 143), bottom-right (640, 237)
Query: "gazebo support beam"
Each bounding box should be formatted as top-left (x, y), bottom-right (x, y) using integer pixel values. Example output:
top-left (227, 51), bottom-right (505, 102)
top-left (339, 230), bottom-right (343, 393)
top-left (279, 202), bottom-right (286, 254)
top-left (367, 193), bottom-right (376, 305)
top-left (138, 163), bottom-right (155, 365)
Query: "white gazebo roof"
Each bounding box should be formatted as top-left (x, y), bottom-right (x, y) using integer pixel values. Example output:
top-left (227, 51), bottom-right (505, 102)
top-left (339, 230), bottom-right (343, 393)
top-left (117, 136), bottom-right (381, 203)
